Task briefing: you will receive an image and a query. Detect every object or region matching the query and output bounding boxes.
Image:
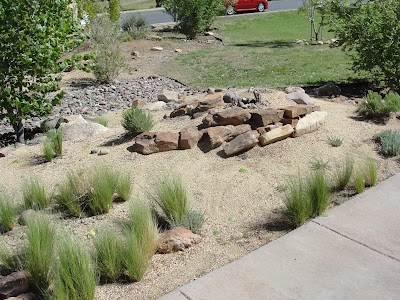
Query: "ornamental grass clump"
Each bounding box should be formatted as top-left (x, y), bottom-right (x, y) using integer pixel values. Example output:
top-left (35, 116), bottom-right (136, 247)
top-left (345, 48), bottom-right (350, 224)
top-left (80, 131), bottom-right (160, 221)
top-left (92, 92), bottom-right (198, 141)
top-left (364, 158), bottom-right (378, 187)
top-left (0, 192), bottom-right (18, 233)
top-left (54, 173), bottom-right (85, 217)
top-left (282, 177), bottom-right (311, 228)
top-left (23, 216), bottom-right (55, 293)
top-left (332, 156), bottom-right (354, 191)
top-left (307, 170), bottom-right (331, 217)
top-left (23, 178), bottom-right (50, 210)
top-left (53, 236), bottom-right (96, 300)
top-left (94, 228), bottom-right (123, 283)
top-left (121, 108), bottom-right (155, 135)
top-left (357, 91), bottom-right (400, 121)
top-left (123, 201), bottom-right (159, 281)
top-left (353, 171), bottom-right (365, 194)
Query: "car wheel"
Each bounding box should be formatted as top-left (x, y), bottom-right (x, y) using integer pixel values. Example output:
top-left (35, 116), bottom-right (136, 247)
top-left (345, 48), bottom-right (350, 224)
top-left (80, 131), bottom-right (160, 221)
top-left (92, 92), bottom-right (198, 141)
top-left (257, 2), bottom-right (265, 12)
top-left (226, 5), bottom-right (235, 15)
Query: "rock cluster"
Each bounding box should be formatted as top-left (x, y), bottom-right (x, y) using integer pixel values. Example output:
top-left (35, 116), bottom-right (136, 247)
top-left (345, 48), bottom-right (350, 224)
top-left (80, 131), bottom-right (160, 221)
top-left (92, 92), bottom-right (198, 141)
top-left (131, 91), bottom-right (327, 157)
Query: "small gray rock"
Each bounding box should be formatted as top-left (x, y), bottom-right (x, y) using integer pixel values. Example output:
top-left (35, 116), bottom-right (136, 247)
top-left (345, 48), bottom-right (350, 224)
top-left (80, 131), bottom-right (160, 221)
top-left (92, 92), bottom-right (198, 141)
top-left (98, 149), bottom-right (110, 156)
top-left (223, 92), bottom-right (242, 104)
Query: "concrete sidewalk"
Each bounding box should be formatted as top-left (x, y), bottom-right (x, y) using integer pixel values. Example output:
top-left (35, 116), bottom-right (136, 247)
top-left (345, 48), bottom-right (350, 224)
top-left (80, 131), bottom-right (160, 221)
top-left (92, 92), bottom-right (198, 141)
top-left (159, 174), bottom-right (400, 300)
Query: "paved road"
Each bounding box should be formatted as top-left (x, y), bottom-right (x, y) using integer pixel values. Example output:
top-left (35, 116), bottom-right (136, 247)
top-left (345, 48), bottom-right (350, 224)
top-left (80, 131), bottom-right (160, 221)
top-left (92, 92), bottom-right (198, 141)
top-left (121, 0), bottom-right (304, 24)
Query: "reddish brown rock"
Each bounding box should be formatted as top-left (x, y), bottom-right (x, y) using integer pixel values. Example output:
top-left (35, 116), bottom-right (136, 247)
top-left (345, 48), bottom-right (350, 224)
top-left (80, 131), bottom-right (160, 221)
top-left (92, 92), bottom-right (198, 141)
top-left (256, 123), bottom-right (283, 135)
top-left (283, 105), bottom-right (321, 118)
top-left (155, 132), bottom-right (179, 152)
top-left (0, 272), bottom-right (29, 299)
top-left (202, 107), bottom-right (251, 127)
top-left (249, 109), bottom-right (284, 128)
top-left (179, 126), bottom-right (203, 149)
top-left (223, 130), bottom-right (260, 157)
top-left (157, 227), bottom-right (201, 254)
top-left (131, 131), bottom-right (179, 154)
top-left (170, 106), bottom-right (187, 118)
top-left (193, 93), bottom-right (224, 113)
top-left (259, 125), bottom-right (294, 146)
top-left (203, 124), bottom-right (251, 149)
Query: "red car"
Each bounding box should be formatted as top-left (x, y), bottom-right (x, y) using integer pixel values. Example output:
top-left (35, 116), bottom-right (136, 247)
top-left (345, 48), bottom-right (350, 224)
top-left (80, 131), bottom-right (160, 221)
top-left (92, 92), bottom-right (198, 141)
top-left (225, 0), bottom-right (269, 15)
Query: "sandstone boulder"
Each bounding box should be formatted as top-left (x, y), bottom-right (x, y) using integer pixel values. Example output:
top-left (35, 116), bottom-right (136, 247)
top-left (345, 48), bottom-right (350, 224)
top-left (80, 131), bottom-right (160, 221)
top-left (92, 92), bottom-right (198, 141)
top-left (256, 123), bottom-right (283, 135)
top-left (157, 227), bottom-right (201, 254)
top-left (0, 272), bottom-right (29, 299)
top-left (193, 93), bottom-right (224, 113)
top-left (131, 132), bottom-right (179, 154)
top-left (142, 101), bottom-right (167, 111)
top-left (223, 130), bottom-right (260, 157)
top-left (157, 89), bottom-right (179, 102)
top-left (282, 105), bottom-right (319, 118)
top-left (249, 109), bottom-right (284, 128)
top-left (7, 293), bottom-right (41, 300)
top-left (179, 127), bottom-right (203, 149)
top-left (132, 98), bottom-right (148, 108)
top-left (293, 111), bottom-right (328, 137)
top-left (286, 91), bottom-right (314, 105)
top-left (203, 107), bottom-right (251, 127)
top-left (61, 121), bottom-right (108, 141)
top-left (203, 124), bottom-right (251, 149)
top-left (282, 118), bottom-right (299, 128)
top-left (285, 86), bottom-right (305, 94)
top-left (259, 125), bottom-right (294, 146)
top-left (40, 117), bottom-right (68, 132)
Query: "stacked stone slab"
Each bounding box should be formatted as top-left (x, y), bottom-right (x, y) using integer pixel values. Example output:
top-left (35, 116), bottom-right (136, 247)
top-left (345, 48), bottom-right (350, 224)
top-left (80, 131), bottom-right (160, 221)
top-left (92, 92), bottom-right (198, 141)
top-left (131, 97), bottom-right (327, 156)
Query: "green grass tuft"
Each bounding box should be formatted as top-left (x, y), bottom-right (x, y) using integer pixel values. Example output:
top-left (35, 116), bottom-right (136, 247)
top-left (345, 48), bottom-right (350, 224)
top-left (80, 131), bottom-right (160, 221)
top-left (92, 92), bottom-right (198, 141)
top-left (333, 156), bottom-right (354, 191)
top-left (53, 236), bottom-right (96, 300)
top-left (23, 216), bottom-right (55, 293)
top-left (152, 174), bottom-right (189, 226)
top-left (357, 91), bottom-right (400, 121)
top-left (23, 178), bottom-right (51, 210)
top-left (115, 173), bottom-right (132, 202)
top-left (0, 192), bottom-right (18, 233)
top-left (364, 158), bottom-right (378, 187)
top-left (171, 209), bottom-right (205, 234)
top-left (94, 228), bottom-right (123, 282)
top-left (54, 173), bottom-right (84, 218)
top-left (43, 141), bottom-right (54, 162)
top-left (282, 177), bottom-right (311, 228)
top-left (310, 158), bottom-right (330, 172)
top-left (46, 128), bottom-right (63, 157)
top-left (353, 171), bottom-right (365, 194)
top-left (124, 201), bottom-right (159, 281)
top-left (307, 171), bottom-right (331, 217)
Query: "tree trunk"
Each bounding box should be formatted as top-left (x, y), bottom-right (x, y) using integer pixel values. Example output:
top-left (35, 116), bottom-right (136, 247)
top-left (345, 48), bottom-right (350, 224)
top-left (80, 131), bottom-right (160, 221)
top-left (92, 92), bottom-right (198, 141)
top-left (155, 0), bottom-right (162, 7)
top-left (13, 119), bottom-right (25, 144)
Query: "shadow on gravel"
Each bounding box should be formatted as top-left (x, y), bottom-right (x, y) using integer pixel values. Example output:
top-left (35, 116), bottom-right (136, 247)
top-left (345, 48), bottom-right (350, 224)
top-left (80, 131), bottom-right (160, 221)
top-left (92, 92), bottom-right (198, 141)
top-left (101, 133), bottom-right (135, 147)
top-left (65, 77), bottom-right (98, 90)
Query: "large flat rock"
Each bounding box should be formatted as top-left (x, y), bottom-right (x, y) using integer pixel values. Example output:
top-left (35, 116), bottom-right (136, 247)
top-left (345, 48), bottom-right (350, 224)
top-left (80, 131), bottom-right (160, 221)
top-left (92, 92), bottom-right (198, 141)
top-left (315, 173), bottom-right (400, 261)
top-left (160, 222), bottom-right (400, 300)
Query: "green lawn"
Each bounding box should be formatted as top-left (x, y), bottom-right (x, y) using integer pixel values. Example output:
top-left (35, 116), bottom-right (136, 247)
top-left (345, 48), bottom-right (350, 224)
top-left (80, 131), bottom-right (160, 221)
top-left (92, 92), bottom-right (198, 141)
top-left (121, 0), bottom-right (156, 11)
top-left (162, 11), bottom-right (369, 89)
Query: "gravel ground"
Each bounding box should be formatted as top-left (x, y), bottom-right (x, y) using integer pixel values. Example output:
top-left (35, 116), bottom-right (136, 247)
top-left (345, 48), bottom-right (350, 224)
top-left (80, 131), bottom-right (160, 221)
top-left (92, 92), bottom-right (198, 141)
top-left (0, 89), bottom-right (399, 299)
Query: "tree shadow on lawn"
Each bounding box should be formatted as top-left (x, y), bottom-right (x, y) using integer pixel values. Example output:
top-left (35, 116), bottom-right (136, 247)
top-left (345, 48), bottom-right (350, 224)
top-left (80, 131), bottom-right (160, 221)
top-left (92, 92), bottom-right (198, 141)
top-left (232, 39), bottom-right (295, 49)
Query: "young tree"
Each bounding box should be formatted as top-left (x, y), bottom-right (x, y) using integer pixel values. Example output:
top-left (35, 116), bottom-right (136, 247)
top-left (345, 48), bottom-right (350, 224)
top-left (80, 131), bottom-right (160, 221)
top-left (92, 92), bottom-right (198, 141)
top-left (109, 0), bottom-right (121, 23)
top-left (300, 0), bottom-right (329, 41)
top-left (326, 0), bottom-right (400, 91)
top-left (0, 0), bottom-right (91, 143)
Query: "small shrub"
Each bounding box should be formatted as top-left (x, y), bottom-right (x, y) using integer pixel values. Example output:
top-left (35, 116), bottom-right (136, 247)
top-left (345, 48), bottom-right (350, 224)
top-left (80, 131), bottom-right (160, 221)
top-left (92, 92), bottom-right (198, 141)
top-left (282, 177), bottom-right (311, 228)
top-left (23, 178), bottom-right (50, 210)
top-left (109, 0), bottom-right (121, 23)
top-left (307, 171), bottom-right (330, 217)
top-left (53, 236), bottom-right (96, 300)
top-left (46, 128), bottom-right (63, 157)
top-left (121, 108), bottom-right (155, 135)
top-left (171, 209), bottom-right (205, 234)
top-left (353, 171), bottom-right (365, 194)
top-left (119, 32), bottom-right (133, 42)
top-left (152, 174), bottom-right (189, 226)
top-left (375, 130), bottom-right (400, 157)
top-left (93, 44), bottom-right (127, 84)
top-left (357, 91), bottom-right (400, 121)
top-left (94, 115), bottom-right (109, 127)
top-left (0, 193), bottom-right (18, 233)
top-left (94, 228), bottom-right (123, 282)
top-left (333, 156), bottom-right (354, 191)
top-left (364, 158), bottom-right (378, 187)
top-left (122, 15), bottom-right (149, 39)
top-left (23, 216), bottom-right (55, 293)
top-left (328, 135), bottom-right (343, 147)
